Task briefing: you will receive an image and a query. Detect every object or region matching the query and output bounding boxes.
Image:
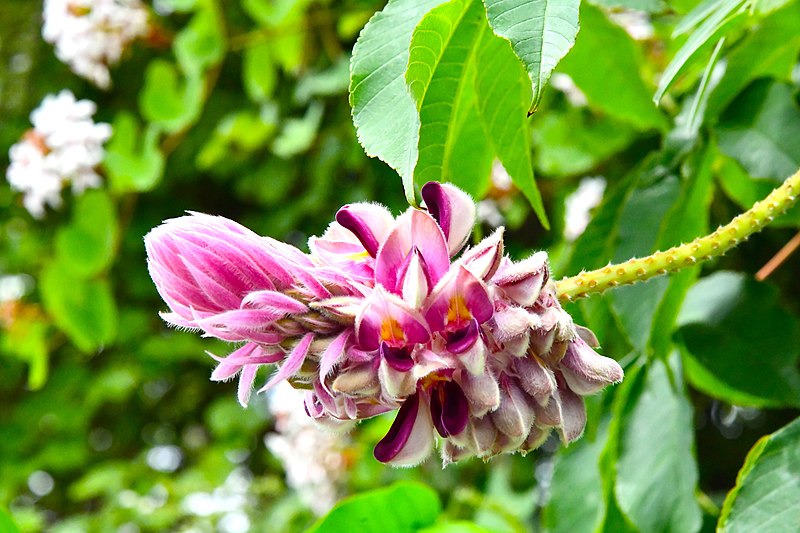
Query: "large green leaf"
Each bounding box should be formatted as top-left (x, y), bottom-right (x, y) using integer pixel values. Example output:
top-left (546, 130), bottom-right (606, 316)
top-left (716, 80), bottom-right (800, 181)
top-left (676, 271), bottom-right (800, 408)
top-left (718, 416), bottom-right (800, 532)
top-left (615, 357), bottom-right (702, 533)
top-left (350, 0), bottom-right (445, 204)
top-left (482, 0), bottom-right (580, 113)
top-left (559, 3), bottom-right (667, 131)
top-left (54, 190), bottom-right (119, 278)
top-left (475, 22), bottom-right (549, 228)
top-left (705, 2), bottom-right (800, 120)
top-left (308, 481), bottom-right (441, 533)
top-left (406, 0), bottom-right (491, 191)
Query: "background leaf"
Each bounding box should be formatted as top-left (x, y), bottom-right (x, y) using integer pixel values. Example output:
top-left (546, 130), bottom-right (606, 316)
top-left (558, 3), bottom-right (667, 131)
top-left (615, 356), bottom-right (703, 533)
top-left (718, 416), bottom-right (800, 532)
top-left (716, 80), bottom-right (800, 181)
top-left (676, 271), bottom-right (800, 408)
top-left (308, 481), bottom-right (441, 533)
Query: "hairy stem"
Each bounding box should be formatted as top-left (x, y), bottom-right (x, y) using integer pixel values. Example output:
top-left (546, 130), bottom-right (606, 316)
top-left (556, 167), bottom-right (800, 301)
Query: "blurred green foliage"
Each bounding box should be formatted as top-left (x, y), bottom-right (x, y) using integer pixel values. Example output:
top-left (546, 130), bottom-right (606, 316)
top-left (1, 0), bottom-right (800, 531)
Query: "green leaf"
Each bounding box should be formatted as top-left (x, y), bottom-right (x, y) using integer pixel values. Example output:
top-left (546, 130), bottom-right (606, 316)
top-left (271, 102), bottom-right (324, 158)
top-left (54, 190), bottom-right (118, 278)
top-left (308, 481), bottom-right (441, 533)
top-left (716, 80), bottom-right (800, 181)
top-left (654, 0), bottom-right (748, 104)
top-left (350, 0), bottom-right (446, 204)
top-left (197, 110), bottom-right (277, 169)
top-left (0, 508), bottom-right (19, 533)
top-left (475, 22), bottom-right (549, 228)
top-left (1, 316), bottom-right (49, 390)
top-left (173, 3), bottom-right (225, 76)
top-left (243, 41), bottom-right (277, 103)
top-left (532, 108), bottom-right (636, 177)
top-left (406, 0), bottom-right (491, 191)
top-left (609, 174), bottom-right (681, 350)
top-left (559, 3), bottom-right (667, 131)
top-left (590, 0), bottom-right (666, 11)
top-left (482, 0), bottom-right (580, 113)
top-left (139, 59), bottom-right (204, 134)
top-left (718, 416), bottom-right (800, 532)
top-left (676, 271), bottom-right (800, 408)
top-left (40, 262), bottom-right (118, 353)
top-left (103, 112), bottom-right (165, 193)
top-left (615, 356), bottom-right (702, 533)
top-left (705, 3), bottom-right (800, 120)
top-left (420, 522), bottom-right (493, 533)
top-left (543, 430), bottom-right (606, 533)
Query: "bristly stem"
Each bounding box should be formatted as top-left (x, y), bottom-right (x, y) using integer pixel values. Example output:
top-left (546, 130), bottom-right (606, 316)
top-left (556, 167), bottom-right (800, 302)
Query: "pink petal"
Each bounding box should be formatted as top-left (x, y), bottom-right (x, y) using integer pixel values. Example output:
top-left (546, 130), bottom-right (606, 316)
top-left (493, 252), bottom-right (549, 307)
top-left (559, 338), bottom-right (623, 395)
top-left (355, 287), bottom-right (430, 351)
top-left (375, 209), bottom-right (449, 293)
top-left (238, 364), bottom-right (259, 407)
top-left (242, 290), bottom-right (308, 314)
top-left (259, 333), bottom-right (314, 392)
top-left (459, 228), bottom-right (504, 281)
top-left (556, 378), bottom-right (587, 444)
top-left (491, 377), bottom-right (535, 439)
top-left (335, 202), bottom-right (395, 257)
top-left (319, 330), bottom-right (351, 381)
top-left (421, 182), bottom-right (476, 257)
top-left (425, 266), bottom-right (493, 333)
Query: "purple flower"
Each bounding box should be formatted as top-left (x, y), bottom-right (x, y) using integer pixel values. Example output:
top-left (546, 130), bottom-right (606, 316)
top-left (145, 182), bottom-right (624, 466)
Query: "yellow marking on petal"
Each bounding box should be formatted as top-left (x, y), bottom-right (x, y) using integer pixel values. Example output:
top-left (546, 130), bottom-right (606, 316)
top-left (446, 295), bottom-right (472, 325)
top-left (380, 318), bottom-right (405, 344)
top-left (345, 250), bottom-right (371, 261)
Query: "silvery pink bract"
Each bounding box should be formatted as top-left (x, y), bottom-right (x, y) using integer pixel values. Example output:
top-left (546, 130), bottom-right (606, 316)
top-left (145, 182), bottom-right (623, 466)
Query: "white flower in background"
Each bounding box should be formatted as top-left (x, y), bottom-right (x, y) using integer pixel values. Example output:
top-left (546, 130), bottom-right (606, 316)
top-left (42, 0), bottom-right (149, 88)
top-left (564, 177), bottom-right (606, 241)
top-left (266, 382), bottom-right (349, 515)
top-left (6, 90), bottom-right (111, 218)
top-left (609, 10), bottom-right (655, 41)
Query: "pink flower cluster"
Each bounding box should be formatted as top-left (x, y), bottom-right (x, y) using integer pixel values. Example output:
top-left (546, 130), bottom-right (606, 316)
top-left (145, 183), bottom-right (623, 466)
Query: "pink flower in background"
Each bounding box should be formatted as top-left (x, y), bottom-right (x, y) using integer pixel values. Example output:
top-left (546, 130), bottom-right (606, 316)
top-left (145, 182), bottom-right (623, 466)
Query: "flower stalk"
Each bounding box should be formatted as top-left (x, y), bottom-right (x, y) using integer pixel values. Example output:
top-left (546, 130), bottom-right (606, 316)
top-left (556, 167), bottom-right (800, 302)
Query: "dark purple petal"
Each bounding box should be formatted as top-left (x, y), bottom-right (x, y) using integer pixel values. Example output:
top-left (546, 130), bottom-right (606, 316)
top-left (374, 393), bottom-right (434, 465)
top-left (445, 319), bottom-right (480, 354)
top-left (430, 381), bottom-right (469, 437)
top-left (336, 207), bottom-right (381, 257)
top-left (380, 342), bottom-right (415, 372)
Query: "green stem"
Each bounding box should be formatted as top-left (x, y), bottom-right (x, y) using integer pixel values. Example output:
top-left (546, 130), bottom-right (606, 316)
top-left (556, 167), bottom-right (800, 302)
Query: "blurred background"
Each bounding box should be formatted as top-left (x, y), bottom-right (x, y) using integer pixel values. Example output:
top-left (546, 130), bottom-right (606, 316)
top-left (1, 0), bottom-right (799, 531)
